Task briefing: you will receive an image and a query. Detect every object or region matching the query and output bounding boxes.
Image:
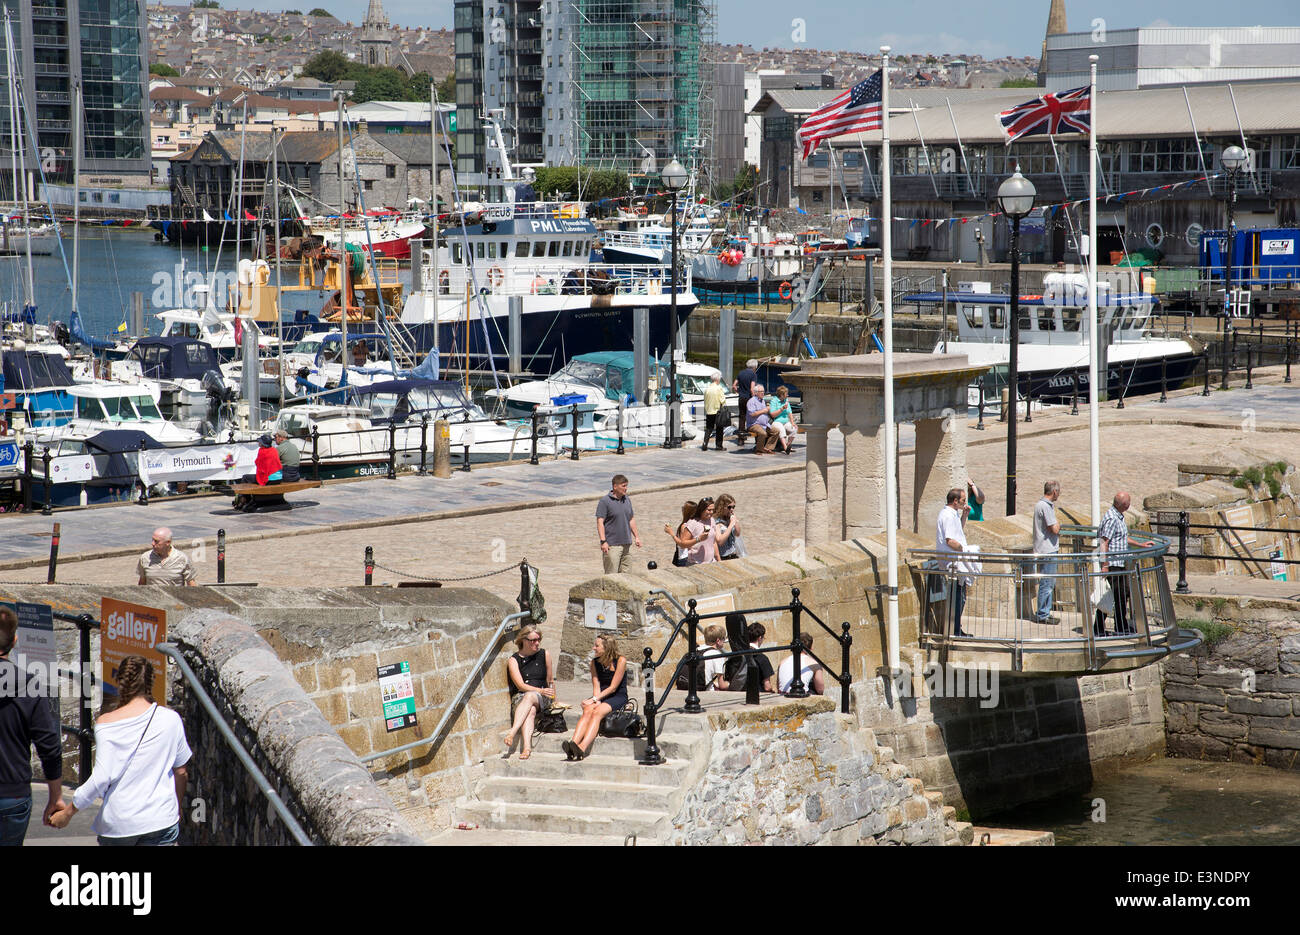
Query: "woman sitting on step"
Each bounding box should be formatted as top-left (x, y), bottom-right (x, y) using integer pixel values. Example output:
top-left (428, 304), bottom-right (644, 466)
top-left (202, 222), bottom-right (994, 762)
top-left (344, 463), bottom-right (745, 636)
top-left (502, 625), bottom-right (555, 760)
top-left (563, 635), bottom-right (627, 761)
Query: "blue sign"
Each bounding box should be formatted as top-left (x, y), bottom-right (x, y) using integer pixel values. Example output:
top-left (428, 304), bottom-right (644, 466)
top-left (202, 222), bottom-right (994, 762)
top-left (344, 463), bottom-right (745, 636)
top-left (0, 443), bottom-right (19, 469)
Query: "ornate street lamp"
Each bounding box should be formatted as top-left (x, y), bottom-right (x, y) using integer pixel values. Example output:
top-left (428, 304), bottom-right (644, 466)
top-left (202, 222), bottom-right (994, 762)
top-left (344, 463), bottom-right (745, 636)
top-left (997, 166), bottom-right (1036, 516)
top-left (1220, 144), bottom-right (1248, 389)
top-left (661, 157), bottom-right (688, 449)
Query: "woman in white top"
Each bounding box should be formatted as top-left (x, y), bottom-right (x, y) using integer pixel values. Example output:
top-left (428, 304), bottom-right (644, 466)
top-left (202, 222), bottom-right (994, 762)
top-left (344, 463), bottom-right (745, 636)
top-left (48, 655), bottom-right (192, 846)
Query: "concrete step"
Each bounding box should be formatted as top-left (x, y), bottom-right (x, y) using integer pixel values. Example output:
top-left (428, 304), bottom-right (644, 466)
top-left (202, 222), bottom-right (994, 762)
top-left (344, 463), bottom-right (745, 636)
top-left (478, 776), bottom-right (679, 811)
top-left (485, 750), bottom-right (690, 786)
top-left (455, 799), bottom-right (667, 838)
top-left (507, 727), bottom-right (705, 762)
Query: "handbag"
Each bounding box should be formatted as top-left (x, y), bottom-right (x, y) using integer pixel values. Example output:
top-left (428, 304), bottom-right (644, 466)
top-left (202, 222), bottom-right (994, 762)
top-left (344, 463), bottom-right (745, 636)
top-left (535, 709), bottom-right (568, 733)
top-left (1092, 579), bottom-right (1115, 616)
top-left (600, 700), bottom-right (644, 738)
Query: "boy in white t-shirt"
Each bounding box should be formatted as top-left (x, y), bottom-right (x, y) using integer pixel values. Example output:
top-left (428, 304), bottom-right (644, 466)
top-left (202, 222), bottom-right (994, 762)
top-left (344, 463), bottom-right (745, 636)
top-left (778, 632), bottom-right (825, 694)
top-left (700, 625), bottom-right (729, 690)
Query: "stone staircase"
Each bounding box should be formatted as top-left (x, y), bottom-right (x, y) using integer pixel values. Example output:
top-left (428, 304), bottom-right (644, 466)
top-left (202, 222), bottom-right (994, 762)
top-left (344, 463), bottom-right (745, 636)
top-left (440, 679), bottom-right (711, 846)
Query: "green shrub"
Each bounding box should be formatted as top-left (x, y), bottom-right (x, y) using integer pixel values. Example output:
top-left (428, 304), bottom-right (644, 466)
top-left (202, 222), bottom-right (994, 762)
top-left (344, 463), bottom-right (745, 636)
top-left (1180, 617), bottom-right (1236, 647)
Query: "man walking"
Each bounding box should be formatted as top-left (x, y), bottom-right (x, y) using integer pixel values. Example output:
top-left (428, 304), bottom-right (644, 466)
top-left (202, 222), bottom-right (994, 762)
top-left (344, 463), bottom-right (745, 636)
top-left (0, 607), bottom-right (63, 846)
top-left (1033, 480), bottom-right (1062, 624)
top-left (137, 527), bottom-right (196, 586)
top-left (732, 359), bottom-right (758, 445)
top-left (1095, 491), bottom-right (1134, 635)
top-left (933, 487), bottom-right (971, 637)
top-left (701, 373), bottom-right (726, 451)
top-left (596, 474), bottom-right (641, 574)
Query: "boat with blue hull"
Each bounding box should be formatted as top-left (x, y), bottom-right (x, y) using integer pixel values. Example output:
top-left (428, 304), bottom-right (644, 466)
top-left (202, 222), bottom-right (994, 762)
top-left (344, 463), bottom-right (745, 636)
top-left (399, 202), bottom-right (696, 372)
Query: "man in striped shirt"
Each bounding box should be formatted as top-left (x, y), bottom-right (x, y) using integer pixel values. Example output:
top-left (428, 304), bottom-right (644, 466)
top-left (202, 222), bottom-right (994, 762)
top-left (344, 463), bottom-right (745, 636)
top-left (1095, 492), bottom-right (1133, 636)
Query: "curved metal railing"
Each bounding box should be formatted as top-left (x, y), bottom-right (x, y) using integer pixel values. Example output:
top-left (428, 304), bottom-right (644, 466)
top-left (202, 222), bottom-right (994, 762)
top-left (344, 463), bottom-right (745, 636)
top-left (908, 525), bottom-right (1201, 671)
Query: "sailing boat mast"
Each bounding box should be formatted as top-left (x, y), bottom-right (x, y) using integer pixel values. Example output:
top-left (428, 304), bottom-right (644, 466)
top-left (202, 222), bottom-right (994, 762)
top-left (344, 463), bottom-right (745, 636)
top-left (272, 126), bottom-right (285, 411)
top-left (4, 11), bottom-right (34, 312)
top-left (71, 82), bottom-right (81, 322)
top-left (335, 93), bottom-right (348, 373)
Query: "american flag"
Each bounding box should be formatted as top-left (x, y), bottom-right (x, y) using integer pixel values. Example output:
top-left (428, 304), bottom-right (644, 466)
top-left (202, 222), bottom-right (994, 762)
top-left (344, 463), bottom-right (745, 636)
top-left (797, 70), bottom-right (883, 161)
top-left (997, 86), bottom-right (1091, 144)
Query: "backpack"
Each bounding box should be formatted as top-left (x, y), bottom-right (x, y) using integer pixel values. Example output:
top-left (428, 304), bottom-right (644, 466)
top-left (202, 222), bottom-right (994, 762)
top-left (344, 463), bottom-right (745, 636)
top-left (675, 654), bottom-right (713, 692)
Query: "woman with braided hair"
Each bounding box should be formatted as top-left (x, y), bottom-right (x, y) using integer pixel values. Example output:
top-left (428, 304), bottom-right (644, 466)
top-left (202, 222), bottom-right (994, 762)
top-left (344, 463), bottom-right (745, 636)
top-left (47, 655), bottom-right (192, 845)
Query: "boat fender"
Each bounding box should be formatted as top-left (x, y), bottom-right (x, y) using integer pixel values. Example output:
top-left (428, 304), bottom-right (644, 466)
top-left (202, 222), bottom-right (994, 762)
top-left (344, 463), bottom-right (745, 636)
top-left (778, 281), bottom-right (794, 300)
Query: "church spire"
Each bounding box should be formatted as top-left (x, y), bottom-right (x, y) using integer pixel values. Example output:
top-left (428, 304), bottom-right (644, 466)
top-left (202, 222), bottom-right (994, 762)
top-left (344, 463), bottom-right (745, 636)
top-left (1038, 0), bottom-right (1068, 86)
top-left (365, 0), bottom-right (388, 28)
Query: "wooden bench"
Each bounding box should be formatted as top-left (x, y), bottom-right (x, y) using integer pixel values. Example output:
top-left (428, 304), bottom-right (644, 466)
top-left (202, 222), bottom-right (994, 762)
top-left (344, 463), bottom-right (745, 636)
top-left (230, 480), bottom-right (321, 512)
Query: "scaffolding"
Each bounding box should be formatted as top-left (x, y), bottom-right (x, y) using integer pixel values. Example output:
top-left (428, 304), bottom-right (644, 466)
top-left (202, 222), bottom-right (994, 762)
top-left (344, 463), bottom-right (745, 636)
top-left (570, 0), bottom-right (713, 187)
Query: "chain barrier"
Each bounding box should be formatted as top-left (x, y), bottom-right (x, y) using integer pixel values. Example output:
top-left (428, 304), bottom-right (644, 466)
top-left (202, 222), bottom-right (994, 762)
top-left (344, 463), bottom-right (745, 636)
top-left (367, 560), bottom-right (520, 583)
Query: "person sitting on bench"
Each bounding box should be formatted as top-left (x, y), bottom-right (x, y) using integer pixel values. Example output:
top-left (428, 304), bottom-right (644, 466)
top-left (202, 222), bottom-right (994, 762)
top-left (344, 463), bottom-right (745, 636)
top-left (274, 430), bottom-right (301, 483)
top-left (233, 435), bottom-right (283, 510)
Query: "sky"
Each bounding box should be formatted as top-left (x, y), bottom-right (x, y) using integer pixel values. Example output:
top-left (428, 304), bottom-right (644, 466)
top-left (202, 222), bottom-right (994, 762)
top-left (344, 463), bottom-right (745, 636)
top-left (221, 1), bottom-right (1300, 58)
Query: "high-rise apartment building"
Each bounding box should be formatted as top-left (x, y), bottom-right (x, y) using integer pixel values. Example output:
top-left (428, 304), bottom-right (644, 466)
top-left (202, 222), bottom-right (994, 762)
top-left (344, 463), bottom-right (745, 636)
top-left (0, 0), bottom-right (150, 195)
top-left (457, 0), bottom-right (715, 192)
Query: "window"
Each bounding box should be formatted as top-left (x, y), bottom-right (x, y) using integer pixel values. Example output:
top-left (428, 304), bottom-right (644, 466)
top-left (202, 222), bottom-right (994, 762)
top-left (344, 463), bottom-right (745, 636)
top-left (532, 240), bottom-right (546, 257)
top-left (548, 240), bottom-right (560, 257)
top-left (548, 134), bottom-right (553, 146)
top-left (516, 241), bottom-right (529, 257)
top-left (558, 82), bottom-right (563, 93)
top-left (558, 108), bottom-right (563, 120)
top-left (988, 306), bottom-right (1005, 328)
top-left (487, 241), bottom-right (497, 259)
top-left (476, 242), bottom-right (485, 259)
top-left (363, 180), bottom-right (374, 191)
top-left (452, 242), bottom-right (463, 264)
top-left (562, 240), bottom-right (573, 256)
top-left (1037, 308), bottom-right (1056, 331)
top-left (386, 165), bottom-right (396, 178)
top-left (962, 304), bottom-right (983, 328)
top-left (1060, 307), bottom-right (1081, 332)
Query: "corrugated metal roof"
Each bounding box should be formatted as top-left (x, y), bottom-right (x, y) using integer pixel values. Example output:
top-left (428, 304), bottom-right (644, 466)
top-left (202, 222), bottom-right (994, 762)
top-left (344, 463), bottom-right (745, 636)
top-left (831, 80), bottom-right (1300, 147)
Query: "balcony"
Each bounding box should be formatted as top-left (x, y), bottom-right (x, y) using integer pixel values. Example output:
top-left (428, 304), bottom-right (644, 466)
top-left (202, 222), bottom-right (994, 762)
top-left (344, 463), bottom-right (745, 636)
top-left (909, 527), bottom-right (1202, 675)
top-left (34, 62), bottom-right (70, 76)
top-left (32, 34), bottom-right (69, 49)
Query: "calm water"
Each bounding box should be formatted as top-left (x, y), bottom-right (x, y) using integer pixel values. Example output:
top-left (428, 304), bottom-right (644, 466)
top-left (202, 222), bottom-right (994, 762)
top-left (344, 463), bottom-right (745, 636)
top-left (983, 758), bottom-right (1300, 846)
top-left (1, 227), bottom-right (414, 342)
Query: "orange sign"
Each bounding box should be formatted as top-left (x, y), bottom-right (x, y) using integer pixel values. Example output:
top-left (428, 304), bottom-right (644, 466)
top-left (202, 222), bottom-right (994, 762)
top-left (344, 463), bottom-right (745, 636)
top-left (0, 393), bottom-right (15, 410)
top-left (100, 597), bottom-right (168, 704)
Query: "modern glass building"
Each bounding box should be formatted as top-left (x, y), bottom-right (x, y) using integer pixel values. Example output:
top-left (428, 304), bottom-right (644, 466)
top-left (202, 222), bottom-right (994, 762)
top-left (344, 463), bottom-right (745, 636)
top-left (0, 0), bottom-right (150, 198)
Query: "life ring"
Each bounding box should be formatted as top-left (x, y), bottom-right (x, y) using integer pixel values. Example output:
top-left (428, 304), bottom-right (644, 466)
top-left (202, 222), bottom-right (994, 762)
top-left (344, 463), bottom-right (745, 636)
top-left (778, 281), bottom-right (794, 300)
top-left (438, 269), bottom-right (449, 290)
top-left (488, 266), bottom-right (504, 288)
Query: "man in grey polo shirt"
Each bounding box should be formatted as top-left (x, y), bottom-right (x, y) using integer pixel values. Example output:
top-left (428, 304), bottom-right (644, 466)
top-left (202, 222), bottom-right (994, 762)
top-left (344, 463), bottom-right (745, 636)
top-left (1033, 480), bottom-right (1062, 624)
top-left (596, 474), bottom-right (642, 574)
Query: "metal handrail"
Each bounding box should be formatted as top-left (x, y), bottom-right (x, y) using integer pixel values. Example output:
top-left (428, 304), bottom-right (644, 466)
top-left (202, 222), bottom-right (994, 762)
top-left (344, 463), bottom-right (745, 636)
top-left (155, 642), bottom-right (314, 846)
top-left (360, 610), bottom-right (530, 764)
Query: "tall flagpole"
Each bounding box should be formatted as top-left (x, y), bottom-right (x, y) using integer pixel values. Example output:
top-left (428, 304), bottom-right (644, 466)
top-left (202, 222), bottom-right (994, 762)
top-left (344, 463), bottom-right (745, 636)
top-left (881, 46), bottom-right (900, 674)
top-left (1088, 55), bottom-right (1100, 525)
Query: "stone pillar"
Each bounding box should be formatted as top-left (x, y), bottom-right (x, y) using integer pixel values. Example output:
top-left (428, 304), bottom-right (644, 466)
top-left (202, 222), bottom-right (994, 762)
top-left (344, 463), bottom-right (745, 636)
top-left (804, 423), bottom-right (831, 545)
top-left (842, 420), bottom-right (888, 540)
top-left (912, 414), bottom-right (967, 533)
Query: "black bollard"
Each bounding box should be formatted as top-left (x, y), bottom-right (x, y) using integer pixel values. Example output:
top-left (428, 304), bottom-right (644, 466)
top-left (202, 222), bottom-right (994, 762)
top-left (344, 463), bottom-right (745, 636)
top-left (387, 423), bottom-right (398, 479)
top-left (46, 522), bottom-right (60, 584)
top-left (569, 403), bottom-right (580, 460)
top-left (1245, 344), bottom-right (1253, 389)
top-left (976, 382), bottom-right (985, 430)
top-left (1287, 337), bottom-right (1293, 384)
top-left (615, 402), bottom-right (626, 455)
top-left (41, 446), bottom-right (52, 516)
top-left (217, 528), bottom-right (226, 584)
top-left (1024, 388), bottom-right (1033, 423)
top-left (1202, 352), bottom-right (1211, 396)
top-left (311, 426), bottom-right (321, 482)
top-left (364, 546), bottom-right (374, 585)
top-left (1070, 371), bottom-right (1079, 415)
top-left (1159, 356), bottom-right (1168, 403)
top-left (135, 440), bottom-right (149, 506)
top-left (528, 409), bottom-right (540, 465)
top-left (683, 600), bottom-right (701, 714)
top-left (21, 441), bottom-right (33, 513)
top-left (418, 415), bottom-right (429, 474)
top-left (461, 441), bottom-right (472, 472)
top-left (839, 622), bottom-right (852, 715)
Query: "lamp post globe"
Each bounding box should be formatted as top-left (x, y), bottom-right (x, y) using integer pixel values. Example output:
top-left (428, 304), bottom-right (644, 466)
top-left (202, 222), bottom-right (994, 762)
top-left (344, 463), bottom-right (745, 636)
top-left (1220, 145), bottom-right (1247, 174)
top-left (998, 166), bottom-right (1035, 516)
top-left (661, 157), bottom-right (687, 448)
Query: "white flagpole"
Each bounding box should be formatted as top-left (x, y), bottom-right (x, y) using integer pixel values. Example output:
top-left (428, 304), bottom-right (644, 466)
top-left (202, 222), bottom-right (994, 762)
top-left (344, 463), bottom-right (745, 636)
top-left (881, 47), bottom-right (900, 674)
top-left (1088, 55), bottom-right (1100, 526)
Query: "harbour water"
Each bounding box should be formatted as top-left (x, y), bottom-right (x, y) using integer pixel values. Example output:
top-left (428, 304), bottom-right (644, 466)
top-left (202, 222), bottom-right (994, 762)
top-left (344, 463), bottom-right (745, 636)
top-left (0, 227), bottom-right (414, 341)
top-left (984, 758), bottom-right (1300, 846)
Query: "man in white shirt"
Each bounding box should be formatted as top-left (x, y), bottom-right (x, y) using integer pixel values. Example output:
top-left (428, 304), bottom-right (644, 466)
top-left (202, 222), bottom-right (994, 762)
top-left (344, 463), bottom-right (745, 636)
top-left (1032, 480), bottom-right (1062, 625)
top-left (933, 487), bottom-right (970, 637)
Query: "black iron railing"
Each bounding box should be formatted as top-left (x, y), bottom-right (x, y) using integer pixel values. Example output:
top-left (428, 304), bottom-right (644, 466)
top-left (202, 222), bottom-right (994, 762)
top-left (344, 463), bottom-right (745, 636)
top-left (1153, 510), bottom-right (1300, 593)
top-left (638, 586), bottom-right (852, 765)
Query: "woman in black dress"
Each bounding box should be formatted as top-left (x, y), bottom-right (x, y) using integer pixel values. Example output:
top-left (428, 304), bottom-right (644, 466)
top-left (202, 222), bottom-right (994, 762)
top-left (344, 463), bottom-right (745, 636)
top-left (563, 635), bottom-right (627, 760)
top-left (503, 625), bottom-right (554, 759)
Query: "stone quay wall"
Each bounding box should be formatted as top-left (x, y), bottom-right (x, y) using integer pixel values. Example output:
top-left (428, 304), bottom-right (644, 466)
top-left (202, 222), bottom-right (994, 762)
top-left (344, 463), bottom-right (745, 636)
top-left (666, 697), bottom-right (959, 845)
top-left (1166, 595), bottom-right (1300, 770)
top-left (859, 665), bottom-right (1166, 818)
top-left (168, 609), bottom-right (422, 845)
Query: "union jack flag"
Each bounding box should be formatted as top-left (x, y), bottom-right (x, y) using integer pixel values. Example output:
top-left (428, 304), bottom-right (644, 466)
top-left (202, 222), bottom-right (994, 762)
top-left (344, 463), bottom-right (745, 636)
top-left (997, 86), bottom-right (1091, 144)
top-left (797, 70), bottom-right (883, 161)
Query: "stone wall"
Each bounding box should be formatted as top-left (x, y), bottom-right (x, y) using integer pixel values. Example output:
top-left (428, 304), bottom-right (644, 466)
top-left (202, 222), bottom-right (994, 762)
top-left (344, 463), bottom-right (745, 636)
top-left (666, 697), bottom-right (958, 845)
top-left (1165, 595), bottom-right (1300, 770)
top-left (859, 665), bottom-right (1166, 818)
top-left (168, 609), bottom-right (422, 845)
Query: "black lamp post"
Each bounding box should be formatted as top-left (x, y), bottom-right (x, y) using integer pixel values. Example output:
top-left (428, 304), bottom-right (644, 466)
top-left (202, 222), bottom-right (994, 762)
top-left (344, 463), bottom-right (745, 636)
top-left (997, 166), bottom-right (1036, 516)
top-left (1219, 144), bottom-right (1247, 390)
top-left (661, 156), bottom-right (687, 449)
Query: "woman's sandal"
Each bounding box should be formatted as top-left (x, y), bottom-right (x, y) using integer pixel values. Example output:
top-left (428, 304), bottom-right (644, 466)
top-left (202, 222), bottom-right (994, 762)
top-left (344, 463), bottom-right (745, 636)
top-left (519, 750), bottom-right (531, 760)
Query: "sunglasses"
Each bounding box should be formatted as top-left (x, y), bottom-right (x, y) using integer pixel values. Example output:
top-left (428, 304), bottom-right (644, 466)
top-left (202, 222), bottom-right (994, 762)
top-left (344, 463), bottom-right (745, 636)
top-left (524, 636), bottom-right (541, 642)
